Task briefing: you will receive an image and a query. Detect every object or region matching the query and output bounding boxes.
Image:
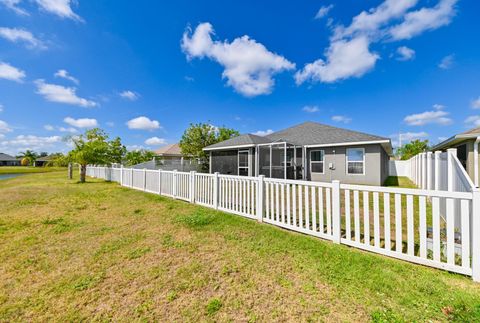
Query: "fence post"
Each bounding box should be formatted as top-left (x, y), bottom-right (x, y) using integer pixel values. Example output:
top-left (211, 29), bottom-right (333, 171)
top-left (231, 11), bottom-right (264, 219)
top-left (434, 151), bottom-right (441, 190)
top-left (189, 171), bottom-right (196, 203)
top-left (173, 170), bottom-right (177, 198)
top-left (447, 148), bottom-right (457, 192)
top-left (256, 175), bottom-right (265, 222)
top-left (130, 168), bottom-right (133, 188)
top-left (120, 165), bottom-right (123, 186)
top-left (472, 189), bottom-right (480, 282)
top-left (332, 180), bottom-right (341, 244)
top-left (426, 152), bottom-right (432, 190)
top-left (143, 168), bottom-right (147, 191)
top-left (213, 172), bottom-right (219, 209)
top-left (158, 169), bottom-right (162, 195)
top-left (421, 153), bottom-right (427, 189)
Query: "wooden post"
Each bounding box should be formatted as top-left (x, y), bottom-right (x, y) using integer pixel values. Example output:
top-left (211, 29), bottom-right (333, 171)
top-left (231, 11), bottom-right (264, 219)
top-left (332, 180), bottom-right (341, 244)
top-left (472, 189), bottom-right (480, 282)
top-left (68, 163), bottom-right (73, 179)
top-left (213, 172), bottom-right (219, 209)
top-left (257, 175), bottom-right (265, 222)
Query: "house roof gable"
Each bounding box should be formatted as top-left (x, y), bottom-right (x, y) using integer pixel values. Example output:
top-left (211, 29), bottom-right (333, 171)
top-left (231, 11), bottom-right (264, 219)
top-left (0, 153), bottom-right (19, 161)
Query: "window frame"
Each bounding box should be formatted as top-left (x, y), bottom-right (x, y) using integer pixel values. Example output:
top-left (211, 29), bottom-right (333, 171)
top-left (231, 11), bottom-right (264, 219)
top-left (309, 149), bottom-right (325, 174)
top-left (238, 149), bottom-right (250, 176)
top-left (346, 147), bottom-right (365, 176)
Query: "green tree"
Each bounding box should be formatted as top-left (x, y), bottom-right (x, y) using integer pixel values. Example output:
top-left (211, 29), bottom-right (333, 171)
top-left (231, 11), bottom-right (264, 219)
top-left (397, 139), bottom-right (429, 160)
top-left (67, 128), bottom-right (111, 182)
top-left (17, 150), bottom-right (38, 166)
top-left (45, 153), bottom-right (69, 167)
top-left (179, 123), bottom-right (239, 171)
top-left (125, 149), bottom-right (155, 166)
top-left (108, 137), bottom-right (127, 164)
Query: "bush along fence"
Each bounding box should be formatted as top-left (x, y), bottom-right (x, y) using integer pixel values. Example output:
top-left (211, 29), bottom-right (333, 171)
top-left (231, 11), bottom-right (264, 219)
top-left (87, 166), bottom-right (480, 282)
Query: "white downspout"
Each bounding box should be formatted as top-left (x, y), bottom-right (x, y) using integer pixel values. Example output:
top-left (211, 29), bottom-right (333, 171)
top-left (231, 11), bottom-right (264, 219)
top-left (474, 136), bottom-right (480, 187)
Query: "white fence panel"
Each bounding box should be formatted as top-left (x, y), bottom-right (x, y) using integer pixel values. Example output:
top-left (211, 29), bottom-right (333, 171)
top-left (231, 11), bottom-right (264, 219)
top-left (86, 166), bottom-right (480, 281)
top-left (389, 160), bottom-right (410, 177)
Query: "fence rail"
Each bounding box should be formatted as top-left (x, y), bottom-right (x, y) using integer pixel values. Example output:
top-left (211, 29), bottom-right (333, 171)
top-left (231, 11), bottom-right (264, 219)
top-left (86, 165), bottom-right (480, 282)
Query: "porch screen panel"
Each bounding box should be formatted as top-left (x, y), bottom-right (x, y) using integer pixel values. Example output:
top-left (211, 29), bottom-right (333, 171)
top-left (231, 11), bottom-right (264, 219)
top-left (259, 146), bottom-right (270, 177)
top-left (271, 143), bottom-right (285, 179)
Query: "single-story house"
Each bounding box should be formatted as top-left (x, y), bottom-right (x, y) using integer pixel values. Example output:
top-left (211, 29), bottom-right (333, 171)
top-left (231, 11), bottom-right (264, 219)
top-left (0, 153), bottom-right (21, 166)
top-left (35, 156), bottom-right (52, 167)
top-left (203, 121), bottom-right (393, 186)
top-left (153, 143), bottom-right (202, 172)
top-left (430, 126), bottom-right (480, 187)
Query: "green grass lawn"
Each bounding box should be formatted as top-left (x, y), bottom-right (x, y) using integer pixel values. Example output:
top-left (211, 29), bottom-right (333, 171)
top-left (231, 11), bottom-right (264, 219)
top-left (0, 166), bottom-right (66, 174)
top-left (0, 171), bottom-right (479, 321)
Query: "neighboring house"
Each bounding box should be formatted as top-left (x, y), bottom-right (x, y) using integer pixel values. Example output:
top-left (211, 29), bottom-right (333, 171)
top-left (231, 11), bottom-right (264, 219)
top-left (0, 153), bottom-right (21, 166)
top-left (431, 126), bottom-right (480, 187)
top-left (35, 156), bottom-right (52, 167)
top-left (145, 143), bottom-right (202, 172)
top-left (203, 121), bottom-right (393, 186)
top-left (154, 143), bottom-right (183, 161)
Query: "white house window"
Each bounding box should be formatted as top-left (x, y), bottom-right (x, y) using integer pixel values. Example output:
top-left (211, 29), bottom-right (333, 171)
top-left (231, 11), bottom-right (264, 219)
top-left (310, 150), bottom-right (324, 174)
top-left (347, 148), bottom-right (365, 175)
top-left (238, 150), bottom-right (249, 176)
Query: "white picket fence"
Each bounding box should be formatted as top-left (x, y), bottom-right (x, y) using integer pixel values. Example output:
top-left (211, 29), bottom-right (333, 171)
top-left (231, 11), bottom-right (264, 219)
top-left (87, 166), bottom-right (480, 281)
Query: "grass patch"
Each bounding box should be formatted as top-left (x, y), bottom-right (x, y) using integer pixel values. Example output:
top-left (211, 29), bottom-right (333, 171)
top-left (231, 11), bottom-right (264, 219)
top-left (0, 171), bottom-right (480, 321)
top-left (206, 298), bottom-right (222, 315)
top-left (0, 166), bottom-right (66, 174)
top-left (177, 209), bottom-right (216, 228)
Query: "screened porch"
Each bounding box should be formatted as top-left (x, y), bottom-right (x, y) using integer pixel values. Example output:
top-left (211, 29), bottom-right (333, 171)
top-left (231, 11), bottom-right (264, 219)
top-left (255, 142), bottom-right (303, 180)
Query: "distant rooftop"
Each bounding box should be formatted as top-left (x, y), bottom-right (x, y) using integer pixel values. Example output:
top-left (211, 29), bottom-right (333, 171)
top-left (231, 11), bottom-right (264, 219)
top-left (0, 153), bottom-right (19, 161)
top-left (154, 143), bottom-right (182, 156)
top-left (431, 126), bottom-right (480, 151)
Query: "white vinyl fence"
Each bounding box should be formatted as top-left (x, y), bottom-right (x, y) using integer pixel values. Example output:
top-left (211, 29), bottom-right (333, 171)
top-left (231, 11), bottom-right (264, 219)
top-left (87, 166), bottom-right (480, 282)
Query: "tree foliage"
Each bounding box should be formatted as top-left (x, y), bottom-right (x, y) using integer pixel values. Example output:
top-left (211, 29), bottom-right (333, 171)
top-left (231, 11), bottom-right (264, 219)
top-left (179, 123), bottom-right (239, 170)
top-left (124, 149), bottom-right (155, 166)
top-left (17, 150), bottom-right (38, 165)
top-left (109, 137), bottom-right (127, 164)
top-left (397, 139), bottom-right (429, 160)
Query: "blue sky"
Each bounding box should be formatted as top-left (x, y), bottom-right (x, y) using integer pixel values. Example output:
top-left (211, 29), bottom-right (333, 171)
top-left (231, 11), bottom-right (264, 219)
top-left (0, 0), bottom-right (479, 155)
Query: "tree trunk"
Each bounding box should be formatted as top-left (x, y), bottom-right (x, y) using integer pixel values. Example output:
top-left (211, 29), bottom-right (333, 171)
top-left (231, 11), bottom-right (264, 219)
top-left (80, 164), bottom-right (86, 183)
top-left (68, 163), bottom-right (73, 179)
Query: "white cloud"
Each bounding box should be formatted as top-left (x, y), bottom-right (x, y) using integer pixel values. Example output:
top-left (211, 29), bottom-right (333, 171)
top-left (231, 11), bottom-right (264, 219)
top-left (315, 4), bottom-right (333, 19)
top-left (182, 22), bottom-right (295, 97)
top-left (331, 115), bottom-right (352, 124)
top-left (465, 116), bottom-right (480, 128)
top-left (0, 61), bottom-right (25, 82)
top-left (0, 27), bottom-right (46, 49)
top-left (297, 0), bottom-right (457, 85)
top-left (391, 131), bottom-right (428, 147)
top-left (302, 105), bottom-right (319, 113)
top-left (44, 124), bottom-right (54, 131)
top-left (0, 120), bottom-right (12, 133)
top-left (438, 54), bottom-right (454, 69)
top-left (0, 135), bottom-right (62, 153)
top-left (295, 36), bottom-right (379, 84)
top-left (126, 116), bottom-right (160, 131)
top-left (34, 0), bottom-right (83, 21)
top-left (119, 90), bottom-right (139, 101)
top-left (64, 117), bottom-right (97, 128)
top-left (58, 126), bottom-right (77, 133)
top-left (34, 79), bottom-right (97, 107)
top-left (126, 145), bottom-right (147, 151)
top-left (54, 69), bottom-right (79, 84)
top-left (0, 0), bottom-right (28, 15)
top-left (145, 137), bottom-right (167, 146)
top-left (396, 46), bottom-right (415, 61)
top-left (333, 0), bottom-right (417, 40)
top-left (253, 129), bottom-right (274, 136)
top-left (389, 0), bottom-right (457, 40)
top-left (471, 97), bottom-right (480, 110)
top-left (404, 105), bottom-right (452, 126)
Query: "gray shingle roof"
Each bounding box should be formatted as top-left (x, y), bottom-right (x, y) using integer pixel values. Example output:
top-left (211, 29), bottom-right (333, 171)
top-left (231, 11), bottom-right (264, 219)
top-left (0, 153), bottom-right (19, 161)
top-left (204, 134), bottom-right (271, 150)
top-left (265, 121), bottom-right (389, 146)
top-left (204, 122), bottom-right (390, 150)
